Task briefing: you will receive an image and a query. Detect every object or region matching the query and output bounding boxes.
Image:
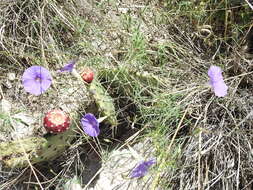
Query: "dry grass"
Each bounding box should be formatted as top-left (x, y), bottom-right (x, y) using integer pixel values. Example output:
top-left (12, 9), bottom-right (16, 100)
top-left (0, 0), bottom-right (80, 70)
top-left (0, 0), bottom-right (253, 189)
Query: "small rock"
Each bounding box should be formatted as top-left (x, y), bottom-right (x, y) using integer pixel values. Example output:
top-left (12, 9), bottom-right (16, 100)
top-left (4, 80), bottom-right (12, 89)
top-left (10, 119), bottom-right (34, 140)
top-left (7, 73), bottom-right (16, 81)
top-left (12, 112), bottom-right (35, 126)
top-left (86, 139), bottom-right (156, 190)
top-left (91, 40), bottom-right (101, 50)
top-left (100, 43), bottom-right (107, 51)
top-left (0, 132), bottom-right (6, 142)
top-left (1, 99), bottom-right (11, 114)
top-left (64, 176), bottom-right (82, 190)
top-left (118, 7), bottom-right (129, 14)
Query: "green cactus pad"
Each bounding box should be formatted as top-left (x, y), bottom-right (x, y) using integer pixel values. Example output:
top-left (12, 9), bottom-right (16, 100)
top-left (88, 79), bottom-right (118, 127)
top-left (98, 67), bottom-right (165, 96)
top-left (0, 113), bottom-right (78, 168)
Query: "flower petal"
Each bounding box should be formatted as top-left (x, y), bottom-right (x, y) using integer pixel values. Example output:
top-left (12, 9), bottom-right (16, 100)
top-left (22, 79), bottom-right (43, 96)
top-left (22, 66), bottom-right (37, 81)
top-left (130, 158), bottom-right (156, 178)
top-left (212, 81), bottom-right (228, 97)
top-left (40, 78), bottom-right (52, 92)
top-left (81, 113), bottom-right (100, 137)
top-left (208, 65), bottom-right (223, 83)
top-left (145, 158), bottom-right (156, 167)
top-left (58, 60), bottom-right (77, 72)
top-left (22, 66), bottom-right (52, 95)
top-left (208, 65), bottom-right (228, 97)
top-left (85, 113), bottom-right (99, 127)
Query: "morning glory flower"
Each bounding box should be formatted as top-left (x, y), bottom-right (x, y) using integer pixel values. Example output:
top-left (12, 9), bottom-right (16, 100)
top-left (58, 59), bottom-right (77, 72)
top-left (81, 113), bottom-right (100, 137)
top-left (130, 158), bottom-right (156, 178)
top-left (208, 65), bottom-right (228, 97)
top-left (22, 66), bottom-right (52, 96)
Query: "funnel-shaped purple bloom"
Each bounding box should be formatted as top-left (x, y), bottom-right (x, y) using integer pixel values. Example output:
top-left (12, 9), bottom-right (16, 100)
top-left (81, 113), bottom-right (100, 137)
top-left (130, 158), bottom-right (156, 178)
top-left (58, 59), bottom-right (77, 72)
top-left (22, 66), bottom-right (52, 96)
top-left (208, 65), bottom-right (228, 97)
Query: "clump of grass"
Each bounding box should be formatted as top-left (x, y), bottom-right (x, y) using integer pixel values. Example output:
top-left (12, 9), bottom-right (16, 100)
top-left (1, 0), bottom-right (253, 189)
top-left (152, 2), bottom-right (253, 189)
top-left (0, 0), bottom-right (86, 69)
top-left (163, 0), bottom-right (252, 57)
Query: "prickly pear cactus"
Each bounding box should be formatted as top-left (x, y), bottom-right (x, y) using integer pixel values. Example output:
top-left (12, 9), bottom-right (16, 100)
top-left (0, 68), bottom-right (118, 168)
top-left (98, 66), bottom-right (165, 96)
top-left (88, 79), bottom-right (117, 127)
top-left (0, 113), bottom-right (78, 168)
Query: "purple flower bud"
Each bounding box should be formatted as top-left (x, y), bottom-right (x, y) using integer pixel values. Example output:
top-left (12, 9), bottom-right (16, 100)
top-left (58, 60), bottom-right (77, 72)
top-left (130, 158), bottom-right (156, 178)
top-left (208, 65), bottom-right (228, 97)
top-left (81, 113), bottom-right (100, 137)
top-left (22, 66), bottom-right (52, 96)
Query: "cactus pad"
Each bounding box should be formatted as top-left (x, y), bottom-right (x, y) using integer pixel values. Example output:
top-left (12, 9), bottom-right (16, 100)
top-left (88, 79), bottom-right (118, 127)
top-left (98, 67), bottom-right (165, 96)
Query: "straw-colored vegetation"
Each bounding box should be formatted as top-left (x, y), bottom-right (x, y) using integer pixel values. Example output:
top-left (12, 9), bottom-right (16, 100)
top-left (0, 0), bottom-right (252, 189)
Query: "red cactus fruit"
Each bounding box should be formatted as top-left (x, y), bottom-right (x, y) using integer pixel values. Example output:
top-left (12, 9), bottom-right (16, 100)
top-left (44, 110), bottom-right (70, 133)
top-left (81, 68), bottom-right (94, 83)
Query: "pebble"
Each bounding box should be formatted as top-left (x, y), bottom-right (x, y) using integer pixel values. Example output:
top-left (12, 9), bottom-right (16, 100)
top-left (0, 98), bottom-right (11, 114)
top-left (64, 176), bottom-right (83, 190)
top-left (7, 73), bottom-right (16, 81)
top-left (10, 119), bottom-right (34, 139)
top-left (12, 112), bottom-right (35, 126)
top-left (4, 80), bottom-right (12, 89)
top-left (118, 7), bottom-right (129, 14)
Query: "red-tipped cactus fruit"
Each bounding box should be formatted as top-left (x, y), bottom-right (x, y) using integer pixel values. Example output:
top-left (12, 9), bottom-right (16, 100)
top-left (44, 109), bottom-right (70, 133)
top-left (81, 68), bottom-right (94, 83)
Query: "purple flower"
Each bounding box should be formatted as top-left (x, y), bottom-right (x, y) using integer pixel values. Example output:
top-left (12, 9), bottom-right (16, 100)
top-left (130, 158), bottom-right (156, 178)
top-left (58, 59), bottom-right (77, 72)
top-left (81, 113), bottom-right (100, 137)
top-left (208, 65), bottom-right (228, 97)
top-left (22, 66), bottom-right (52, 96)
